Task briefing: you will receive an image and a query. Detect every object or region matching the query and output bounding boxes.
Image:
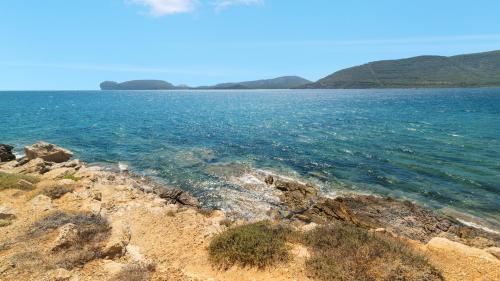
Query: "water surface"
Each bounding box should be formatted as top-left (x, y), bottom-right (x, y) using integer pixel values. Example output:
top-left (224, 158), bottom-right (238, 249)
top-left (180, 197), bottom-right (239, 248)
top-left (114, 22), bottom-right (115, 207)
top-left (1, 89), bottom-right (499, 227)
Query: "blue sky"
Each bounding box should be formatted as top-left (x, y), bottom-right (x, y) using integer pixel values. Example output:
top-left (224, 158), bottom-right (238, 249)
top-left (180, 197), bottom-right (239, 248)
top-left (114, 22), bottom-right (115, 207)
top-left (1, 0), bottom-right (500, 90)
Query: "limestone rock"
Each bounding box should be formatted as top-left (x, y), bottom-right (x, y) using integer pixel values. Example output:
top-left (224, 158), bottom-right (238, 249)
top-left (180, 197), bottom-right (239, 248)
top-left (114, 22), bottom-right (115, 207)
top-left (51, 223), bottom-right (79, 251)
top-left (102, 221), bottom-right (131, 258)
top-left (42, 167), bottom-right (75, 180)
top-left (0, 144), bottom-right (15, 162)
top-left (0, 205), bottom-right (16, 227)
top-left (30, 194), bottom-right (53, 212)
top-left (47, 268), bottom-right (74, 281)
top-left (24, 141), bottom-right (73, 163)
top-left (486, 247), bottom-right (500, 259)
top-left (15, 158), bottom-right (51, 174)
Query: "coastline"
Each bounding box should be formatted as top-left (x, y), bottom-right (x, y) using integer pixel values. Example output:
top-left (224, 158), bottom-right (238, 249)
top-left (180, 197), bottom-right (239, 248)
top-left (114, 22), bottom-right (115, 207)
top-left (1, 142), bottom-right (499, 280)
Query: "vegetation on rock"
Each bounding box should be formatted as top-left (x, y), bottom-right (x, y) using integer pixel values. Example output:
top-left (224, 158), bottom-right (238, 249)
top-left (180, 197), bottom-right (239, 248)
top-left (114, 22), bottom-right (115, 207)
top-left (0, 172), bottom-right (38, 190)
top-left (208, 221), bottom-right (292, 269)
top-left (303, 222), bottom-right (443, 281)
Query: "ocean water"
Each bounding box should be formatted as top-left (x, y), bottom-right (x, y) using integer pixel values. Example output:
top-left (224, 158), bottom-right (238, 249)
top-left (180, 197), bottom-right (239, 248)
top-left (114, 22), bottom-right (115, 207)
top-left (1, 89), bottom-right (499, 228)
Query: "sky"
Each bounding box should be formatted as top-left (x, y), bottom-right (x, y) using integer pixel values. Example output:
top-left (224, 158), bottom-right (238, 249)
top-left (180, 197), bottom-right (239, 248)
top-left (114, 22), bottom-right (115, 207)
top-left (1, 0), bottom-right (500, 90)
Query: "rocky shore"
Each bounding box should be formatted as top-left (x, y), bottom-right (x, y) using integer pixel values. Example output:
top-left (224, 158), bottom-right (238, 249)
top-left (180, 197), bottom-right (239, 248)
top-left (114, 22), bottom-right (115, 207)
top-left (1, 142), bottom-right (499, 281)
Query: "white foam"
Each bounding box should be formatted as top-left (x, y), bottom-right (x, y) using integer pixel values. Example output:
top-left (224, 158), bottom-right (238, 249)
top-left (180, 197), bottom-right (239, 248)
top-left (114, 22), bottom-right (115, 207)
top-left (118, 162), bottom-right (129, 172)
top-left (457, 218), bottom-right (499, 234)
top-left (239, 174), bottom-right (265, 185)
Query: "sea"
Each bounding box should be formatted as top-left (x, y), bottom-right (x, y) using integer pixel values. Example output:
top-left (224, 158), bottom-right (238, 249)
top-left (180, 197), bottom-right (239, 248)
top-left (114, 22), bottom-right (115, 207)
top-left (1, 88), bottom-right (499, 230)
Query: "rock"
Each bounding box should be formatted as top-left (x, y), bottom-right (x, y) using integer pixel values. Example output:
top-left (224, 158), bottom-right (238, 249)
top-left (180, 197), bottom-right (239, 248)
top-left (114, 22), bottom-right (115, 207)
top-left (264, 175), bottom-right (274, 185)
top-left (0, 205), bottom-right (16, 227)
top-left (155, 188), bottom-right (199, 207)
top-left (14, 158), bottom-right (51, 174)
top-left (102, 221), bottom-right (131, 258)
top-left (17, 179), bottom-right (34, 188)
top-left (24, 141), bottom-right (73, 163)
top-left (126, 245), bottom-right (155, 270)
top-left (0, 144), bottom-right (15, 162)
top-left (486, 247), bottom-right (500, 259)
top-left (272, 178), bottom-right (318, 211)
top-left (14, 157), bottom-right (29, 167)
top-left (47, 268), bottom-right (73, 281)
top-left (42, 167), bottom-right (75, 180)
top-left (51, 223), bottom-right (79, 251)
top-left (103, 260), bottom-right (127, 276)
top-left (30, 194), bottom-right (53, 212)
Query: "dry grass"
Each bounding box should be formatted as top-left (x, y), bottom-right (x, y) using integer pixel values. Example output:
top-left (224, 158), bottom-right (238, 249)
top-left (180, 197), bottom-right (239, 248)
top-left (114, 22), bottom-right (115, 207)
top-left (208, 221), bottom-right (292, 269)
top-left (110, 264), bottom-right (152, 281)
top-left (29, 211), bottom-right (111, 269)
top-left (41, 185), bottom-right (75, 199)
top-left (0, 172), bottom-right (39, 190)
top-left (303, 222), bottom-right (443, 281)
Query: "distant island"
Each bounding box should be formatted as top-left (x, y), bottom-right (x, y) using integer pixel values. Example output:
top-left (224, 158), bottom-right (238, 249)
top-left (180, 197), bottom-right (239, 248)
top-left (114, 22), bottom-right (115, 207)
top-left (100, 50), bottom-right (500, 90)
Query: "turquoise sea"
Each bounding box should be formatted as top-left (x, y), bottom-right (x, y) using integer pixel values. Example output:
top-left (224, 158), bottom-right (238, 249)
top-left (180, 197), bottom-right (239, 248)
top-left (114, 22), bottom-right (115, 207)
top-left (1, 89), bottom-right (499, 228)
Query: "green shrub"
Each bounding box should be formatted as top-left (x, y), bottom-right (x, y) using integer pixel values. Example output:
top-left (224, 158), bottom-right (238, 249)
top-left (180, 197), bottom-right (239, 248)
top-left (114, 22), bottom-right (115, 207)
top-left (0, 172), bottom-right (38, 190)
top-left (303, 222), bottom-right (443, 281)
top-left (63, 174), bottom-right (80, 181)
top-left (209, 221), bottom-right (292, 269)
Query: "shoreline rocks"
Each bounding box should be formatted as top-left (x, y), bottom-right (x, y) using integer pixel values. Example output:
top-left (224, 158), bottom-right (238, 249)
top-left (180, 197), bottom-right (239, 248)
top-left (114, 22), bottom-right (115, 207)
top-left (0, 144), bottom-right (15, 162)
top-left (1, 142), bottom-right (499, 280)
top-left (24, 141), bottom-right (73, 163)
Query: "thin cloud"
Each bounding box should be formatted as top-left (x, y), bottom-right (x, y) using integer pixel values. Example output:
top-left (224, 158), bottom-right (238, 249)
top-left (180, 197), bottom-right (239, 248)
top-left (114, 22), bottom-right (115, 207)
top-left (213, 0), bottom-right (263, 11)
top-left (129, 0), bottom-right (199, 16)
top-left (128, 0), bottom-right (263, 16)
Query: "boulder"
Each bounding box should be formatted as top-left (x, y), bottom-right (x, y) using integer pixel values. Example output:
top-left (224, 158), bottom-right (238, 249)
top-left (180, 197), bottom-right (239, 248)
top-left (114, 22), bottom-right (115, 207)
top-left (14, 158), bottom-right (51, 174)
top-left (51, 223), bottom-right (80, 251)
top-left (24, 142), bottom-right (73, 163)
top-left (102, 221), bottom-right (131, 258)
top-left (155, 188), bottom-right (199, 207)
top-left (0, 144), bottom-right (15, 162)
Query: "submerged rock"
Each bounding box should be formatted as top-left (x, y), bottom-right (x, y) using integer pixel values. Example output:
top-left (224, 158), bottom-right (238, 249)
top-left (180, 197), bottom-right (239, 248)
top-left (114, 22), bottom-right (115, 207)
top-left (0, 144), bottom-right (15, 162)
top-left (24, 141), bottom-right (73, 163)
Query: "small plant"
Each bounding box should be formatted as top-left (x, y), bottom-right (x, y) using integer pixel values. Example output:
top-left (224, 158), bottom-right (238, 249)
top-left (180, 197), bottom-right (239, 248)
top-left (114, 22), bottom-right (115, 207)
top-left (0, 219), bottom-right (13, 227)
top-left (0, 172), bottom-right (39, 190)
top-left (63, 174), bottom-right (80, 181)
top-left (219, 219), bottom-right (232, 227)
top-left (208, 221), bottom-right (292, 269)
top-left (303, 222), bottom-right (443, 281)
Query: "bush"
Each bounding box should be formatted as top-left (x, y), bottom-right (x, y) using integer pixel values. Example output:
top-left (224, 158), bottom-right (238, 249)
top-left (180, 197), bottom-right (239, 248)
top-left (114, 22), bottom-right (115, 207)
top-left (303, 222), bottom-right (443, 281)
top-left (0, 172), bottom-right (38, 190)
top-left (209, 221), bottom-right (292, 269)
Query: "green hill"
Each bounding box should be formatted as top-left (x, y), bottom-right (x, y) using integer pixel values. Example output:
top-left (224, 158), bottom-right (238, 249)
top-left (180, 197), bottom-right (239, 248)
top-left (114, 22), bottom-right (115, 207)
top-left (304, 50), bottom-right (500, 88)
top-left (201, 76), bottom-right (312, 89)
top-left (100, 80), bottom-right (175, 90)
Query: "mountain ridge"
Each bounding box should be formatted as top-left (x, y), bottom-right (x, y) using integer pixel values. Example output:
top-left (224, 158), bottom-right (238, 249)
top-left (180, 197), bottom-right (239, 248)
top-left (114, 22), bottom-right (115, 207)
top-left (302, 50), bottom-right (500, 89)
top-left (99, 50), bottom-right (500, 90)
